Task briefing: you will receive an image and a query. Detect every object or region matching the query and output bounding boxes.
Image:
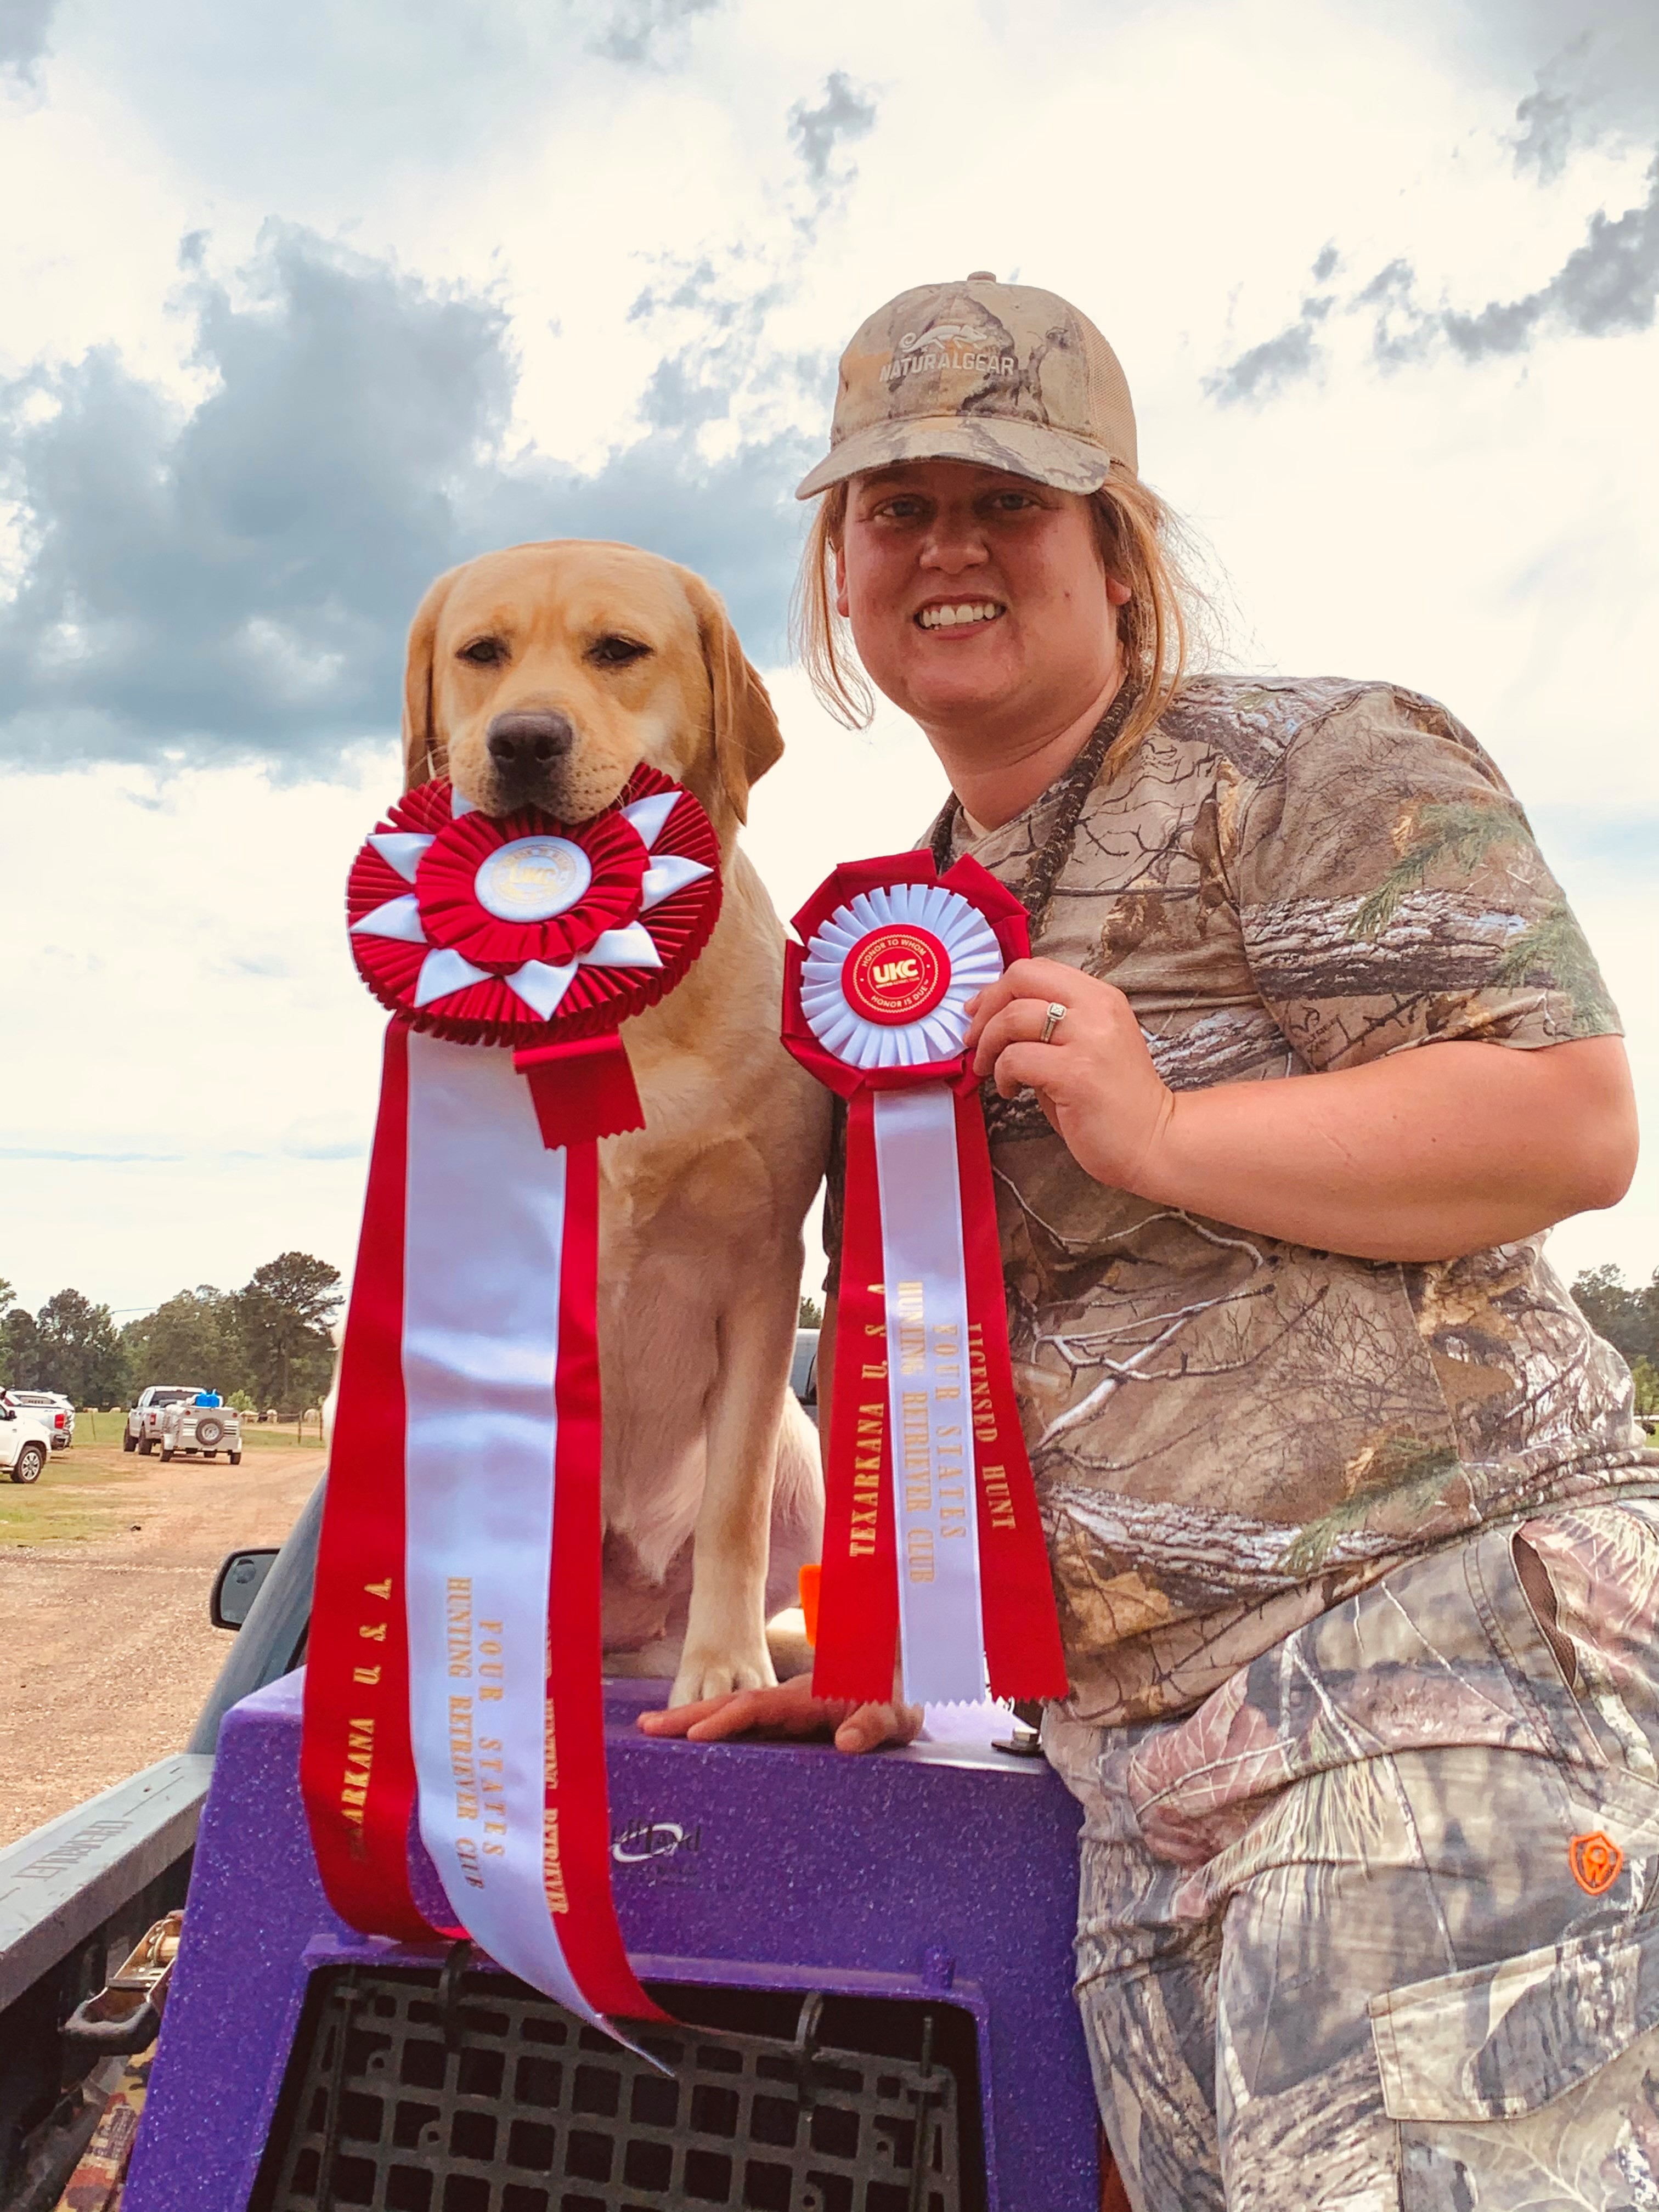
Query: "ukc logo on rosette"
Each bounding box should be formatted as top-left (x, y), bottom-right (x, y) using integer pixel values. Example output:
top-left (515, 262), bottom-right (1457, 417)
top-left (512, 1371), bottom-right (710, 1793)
top-left (844, 927), bottom-right (949, 1024)
top-left (782, 853), bottom-right (1068, 1712)
top-left (472, 834), bottom-right (594, 920)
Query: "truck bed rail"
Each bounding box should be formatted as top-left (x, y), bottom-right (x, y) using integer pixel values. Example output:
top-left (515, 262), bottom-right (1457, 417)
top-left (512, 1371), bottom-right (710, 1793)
top-left (0, 1757), bottom-right (211, 2017)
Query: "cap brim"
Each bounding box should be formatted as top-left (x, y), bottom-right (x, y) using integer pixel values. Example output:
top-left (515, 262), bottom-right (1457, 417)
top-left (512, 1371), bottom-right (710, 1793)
top-left (794, 413), bottom-right (1119, 500)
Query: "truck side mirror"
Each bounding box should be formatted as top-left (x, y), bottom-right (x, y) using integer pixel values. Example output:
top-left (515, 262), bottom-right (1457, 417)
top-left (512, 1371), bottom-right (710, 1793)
top-left (210, 1547), bottom-right (280, 1630)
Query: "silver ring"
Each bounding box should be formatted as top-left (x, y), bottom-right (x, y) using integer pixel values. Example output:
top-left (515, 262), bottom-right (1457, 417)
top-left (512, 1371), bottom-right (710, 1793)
top-left (1039, 1001), bottom-right (1066, 1045)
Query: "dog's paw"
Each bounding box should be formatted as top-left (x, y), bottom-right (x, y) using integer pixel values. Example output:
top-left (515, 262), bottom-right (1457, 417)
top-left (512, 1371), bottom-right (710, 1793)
top-left (668, 1645), bottom-right (778, 1708)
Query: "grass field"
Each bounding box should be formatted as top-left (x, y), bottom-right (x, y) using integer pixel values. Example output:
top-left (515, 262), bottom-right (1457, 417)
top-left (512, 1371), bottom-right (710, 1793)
top-left (0, 1444), bottom-right (141, 1545)
top-left (1, 1415), bottom-right (325, 1545)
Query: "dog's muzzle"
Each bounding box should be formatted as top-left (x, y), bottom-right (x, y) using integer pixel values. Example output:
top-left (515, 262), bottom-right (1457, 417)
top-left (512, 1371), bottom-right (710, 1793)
top-left (486, 710), bottom-right (575, 806)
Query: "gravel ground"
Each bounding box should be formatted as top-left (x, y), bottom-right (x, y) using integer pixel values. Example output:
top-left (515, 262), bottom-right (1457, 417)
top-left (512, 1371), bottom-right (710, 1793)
top-left (1, 1434), bottom-right (323, 1848)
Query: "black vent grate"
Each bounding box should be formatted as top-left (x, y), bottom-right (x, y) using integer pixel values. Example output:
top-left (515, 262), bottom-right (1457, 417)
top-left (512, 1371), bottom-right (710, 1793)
top-left (254, 1965), bottom-right (969, 2212)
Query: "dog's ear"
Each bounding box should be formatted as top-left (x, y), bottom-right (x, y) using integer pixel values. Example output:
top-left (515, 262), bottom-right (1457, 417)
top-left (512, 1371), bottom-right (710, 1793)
top-left (402, 567), bottom-right (460, 791)
top-left (682, 570), bottom-right (783, 826)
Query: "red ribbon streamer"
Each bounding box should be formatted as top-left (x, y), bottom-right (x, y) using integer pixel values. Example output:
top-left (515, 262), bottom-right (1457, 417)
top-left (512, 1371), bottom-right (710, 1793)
top-left (543, 1138), bottom-right (666, 2019)
top-left (514, 1034), bottom-right (646, 1151)
top-left (953, 1091), bottom-right (1066, 1696)
top-left (302, 1020), bottom-right (432, 1942)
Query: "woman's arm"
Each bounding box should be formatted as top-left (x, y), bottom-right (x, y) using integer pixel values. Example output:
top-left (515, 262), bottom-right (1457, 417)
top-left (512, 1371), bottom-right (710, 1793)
top-left (969, 959), bottom-right (1638, 1263)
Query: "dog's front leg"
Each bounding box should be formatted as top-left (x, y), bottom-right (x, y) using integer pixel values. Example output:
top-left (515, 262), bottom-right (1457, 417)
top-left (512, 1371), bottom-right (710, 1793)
top-left (669, 1266), bottom-right (800, 1705)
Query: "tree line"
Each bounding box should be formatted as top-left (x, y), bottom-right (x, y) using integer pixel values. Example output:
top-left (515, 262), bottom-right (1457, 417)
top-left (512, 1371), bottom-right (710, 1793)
top-left (1567, 1265), bottom-right (1659, 1410)
top-left (0, 1252), bottom-right (343, 1418)
top-left (1, 1255), bottom-right (1654, 1419)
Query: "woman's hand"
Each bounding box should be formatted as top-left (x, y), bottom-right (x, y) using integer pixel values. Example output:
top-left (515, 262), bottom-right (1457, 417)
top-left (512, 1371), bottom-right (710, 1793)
top-left (637, 1673), bottom-right (923, 1755)
top-left (966, 957), bottom-right (1174, 1191)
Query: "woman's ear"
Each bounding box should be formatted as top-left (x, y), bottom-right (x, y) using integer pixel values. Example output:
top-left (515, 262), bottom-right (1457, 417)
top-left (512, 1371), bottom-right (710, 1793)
top-left (402, 567), bottom-right (459, 791)
top-left (833, 541), bottom-right (850, 621)
top-left (681, 569), bottom-right (784, 825)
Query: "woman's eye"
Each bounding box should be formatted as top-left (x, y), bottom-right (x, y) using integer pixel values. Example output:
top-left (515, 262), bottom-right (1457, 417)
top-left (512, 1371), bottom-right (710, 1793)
top-left (458, 637), bottom-right (506, 667)
top-left (589, 635), bottom-right (652, 667)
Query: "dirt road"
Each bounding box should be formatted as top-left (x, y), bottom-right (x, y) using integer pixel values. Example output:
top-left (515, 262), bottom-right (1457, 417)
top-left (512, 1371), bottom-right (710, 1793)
top-left (0, 1429), bottom-right (321, 1847)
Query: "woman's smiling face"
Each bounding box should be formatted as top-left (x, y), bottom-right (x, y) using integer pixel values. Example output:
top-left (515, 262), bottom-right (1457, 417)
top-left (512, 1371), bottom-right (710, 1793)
top-left (834, 458), bottom-right (1127, 738)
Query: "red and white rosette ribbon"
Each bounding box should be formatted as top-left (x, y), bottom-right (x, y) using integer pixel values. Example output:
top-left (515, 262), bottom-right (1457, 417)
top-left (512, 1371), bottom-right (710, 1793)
top-left (301, 765), bottom-right (719, 2035)
top-left (783, 853), bottom-right (1068, 1708)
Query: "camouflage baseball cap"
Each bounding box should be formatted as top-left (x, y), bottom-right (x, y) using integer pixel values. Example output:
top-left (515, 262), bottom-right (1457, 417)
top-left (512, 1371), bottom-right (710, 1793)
top-left (795, 273), bottom-right (1137, 500)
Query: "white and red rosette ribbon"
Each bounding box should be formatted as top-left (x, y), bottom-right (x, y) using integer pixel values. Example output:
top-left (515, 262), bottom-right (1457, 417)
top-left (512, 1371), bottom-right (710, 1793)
top-left (782, 853), bottom-right (1068, 1709)
top-left (345, 764), bottom-right (719, 1142)
top-left (302, 766), bottom-right (720, 2035)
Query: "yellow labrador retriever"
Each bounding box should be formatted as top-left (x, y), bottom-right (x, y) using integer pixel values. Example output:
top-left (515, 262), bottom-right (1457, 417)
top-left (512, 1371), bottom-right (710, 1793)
top-left (402, 539), bottom-right (830, 1705)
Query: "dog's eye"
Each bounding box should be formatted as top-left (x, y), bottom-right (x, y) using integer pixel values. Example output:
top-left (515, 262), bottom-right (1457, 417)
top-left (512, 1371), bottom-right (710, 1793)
top-left (588, 635), bottom-right (651, 668)
top-left (458, 637), bottom-right (507, 667)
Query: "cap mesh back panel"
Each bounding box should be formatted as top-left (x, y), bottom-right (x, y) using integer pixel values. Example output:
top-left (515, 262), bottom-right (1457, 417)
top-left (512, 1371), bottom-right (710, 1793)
top-left (253, 1966), bottom-right (974, 2212)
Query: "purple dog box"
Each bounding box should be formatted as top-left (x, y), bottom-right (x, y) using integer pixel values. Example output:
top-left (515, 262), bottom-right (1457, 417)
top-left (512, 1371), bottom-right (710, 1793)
top-left (125, 1673), bottom-right (1097, 2210)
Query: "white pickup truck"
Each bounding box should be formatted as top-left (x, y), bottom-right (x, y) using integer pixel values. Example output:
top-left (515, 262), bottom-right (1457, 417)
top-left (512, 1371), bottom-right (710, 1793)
top-left (126, 1386), bottom-right (206, 1455)
top-left (0, 1400), bottom-right (53, 1483)
top-left (0, 1389), bottom-right (75, 1450)
top-left (156, 1400), bottom-right (242, 1464)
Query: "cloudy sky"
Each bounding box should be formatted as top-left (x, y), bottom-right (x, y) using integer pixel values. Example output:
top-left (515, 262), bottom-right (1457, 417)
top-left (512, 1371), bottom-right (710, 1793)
top-left (2, 0), bottom-right (1655, 1319)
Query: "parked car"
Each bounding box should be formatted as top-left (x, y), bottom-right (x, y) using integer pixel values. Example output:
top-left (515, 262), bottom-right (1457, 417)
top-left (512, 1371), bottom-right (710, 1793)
top-left (0, 1389), bottom-right (74, 1450)
top-left (0, 1400), bottom-right (53, 1484)
top-left (125, 1386), bottom-right (206, 1455)
top-left (156, 1401), bottom-right (242, 1465)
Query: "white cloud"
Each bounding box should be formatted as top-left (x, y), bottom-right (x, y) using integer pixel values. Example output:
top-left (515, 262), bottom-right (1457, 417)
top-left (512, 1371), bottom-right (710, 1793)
top-left (0, 754), bottom-right (391, 1311)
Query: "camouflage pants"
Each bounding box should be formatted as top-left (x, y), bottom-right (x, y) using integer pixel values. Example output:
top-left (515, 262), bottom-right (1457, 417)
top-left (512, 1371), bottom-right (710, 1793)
top-left (1043, 1499), bottom-right (1659, 2210)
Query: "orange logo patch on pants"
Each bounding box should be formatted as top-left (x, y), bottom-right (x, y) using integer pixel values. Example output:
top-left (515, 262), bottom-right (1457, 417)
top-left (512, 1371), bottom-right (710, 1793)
top-left (1569, 1831), bottom-right (1624, 1895)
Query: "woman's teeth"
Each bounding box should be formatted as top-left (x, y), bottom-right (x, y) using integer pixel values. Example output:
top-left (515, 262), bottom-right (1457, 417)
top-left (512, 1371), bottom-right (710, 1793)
top-left (917, 602), bottom-right (1003, 630)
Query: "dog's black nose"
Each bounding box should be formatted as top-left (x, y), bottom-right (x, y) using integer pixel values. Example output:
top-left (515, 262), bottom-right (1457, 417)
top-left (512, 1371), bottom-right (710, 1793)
top-left (486, 710), bottom-right (575, 770)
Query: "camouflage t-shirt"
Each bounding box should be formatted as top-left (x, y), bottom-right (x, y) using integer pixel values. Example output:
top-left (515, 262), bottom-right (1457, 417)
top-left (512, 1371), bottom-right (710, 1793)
top-left (825, 675), bottom-right (1654, 1728)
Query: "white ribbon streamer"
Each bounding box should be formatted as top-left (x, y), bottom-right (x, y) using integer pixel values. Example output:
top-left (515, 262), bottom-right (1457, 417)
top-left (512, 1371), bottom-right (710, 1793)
top-left (870, 1087), bottom-right (987, 1706)
top-left (400, 1033), bottom-right (603, 2029)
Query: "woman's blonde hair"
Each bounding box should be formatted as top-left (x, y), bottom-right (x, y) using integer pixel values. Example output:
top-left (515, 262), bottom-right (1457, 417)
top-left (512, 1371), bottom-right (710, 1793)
top-left (791, 462), bottom-right (1210, 762)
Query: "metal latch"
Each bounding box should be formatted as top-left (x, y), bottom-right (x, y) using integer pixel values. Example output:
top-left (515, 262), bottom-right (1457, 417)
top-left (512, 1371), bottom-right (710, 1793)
top-left (63, 1911), bottom-right (183, 2054)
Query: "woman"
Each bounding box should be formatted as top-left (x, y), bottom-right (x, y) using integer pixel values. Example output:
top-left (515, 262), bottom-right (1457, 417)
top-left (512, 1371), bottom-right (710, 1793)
top-left (645, 275), bottom-right (1658, 2208)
